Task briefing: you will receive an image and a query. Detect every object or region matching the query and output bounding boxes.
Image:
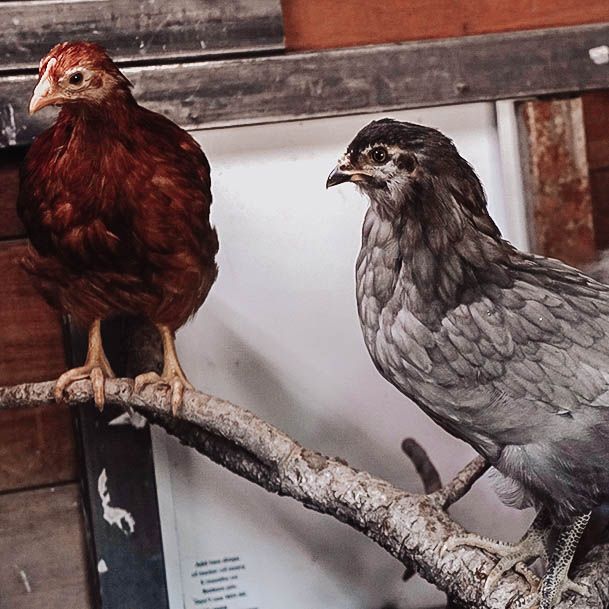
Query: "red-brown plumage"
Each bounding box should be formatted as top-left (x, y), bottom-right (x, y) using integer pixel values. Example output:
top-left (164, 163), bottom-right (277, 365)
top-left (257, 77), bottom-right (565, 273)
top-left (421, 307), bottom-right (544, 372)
top-left (19, 42), bottom-right (218, 410)
top-left (19, 41), bottom-right (218, 331)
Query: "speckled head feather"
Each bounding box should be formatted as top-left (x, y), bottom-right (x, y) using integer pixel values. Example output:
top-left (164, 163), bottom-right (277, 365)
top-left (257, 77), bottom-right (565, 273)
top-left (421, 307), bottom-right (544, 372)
top-left (343, 118), bottom-right (492, 220)
top-left (39, 41), bottom-right (132, 93)
top-left (346, 118), bottom-right (454, 161)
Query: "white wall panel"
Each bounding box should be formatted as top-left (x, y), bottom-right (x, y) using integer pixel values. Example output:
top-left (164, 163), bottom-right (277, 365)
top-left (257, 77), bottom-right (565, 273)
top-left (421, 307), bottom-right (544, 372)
top-left (153, 103), bottom-right (533, 609)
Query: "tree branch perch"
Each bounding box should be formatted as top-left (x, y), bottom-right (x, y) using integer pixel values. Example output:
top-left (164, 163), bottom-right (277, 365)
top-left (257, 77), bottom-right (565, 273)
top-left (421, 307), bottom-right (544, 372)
top-left (0, 378), bottom-right (608, 609)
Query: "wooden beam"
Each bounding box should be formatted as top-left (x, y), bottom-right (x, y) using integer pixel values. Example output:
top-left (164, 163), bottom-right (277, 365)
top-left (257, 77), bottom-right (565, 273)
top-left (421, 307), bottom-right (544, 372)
top-left (517, 97), bottom-right (596, 266)
top-left (281, 0), bottom-right (609, 50)
top-left (1, 0), bottom-right (284, 71)
top-left (0, 484), bottom-right (92, 609)
top-left (3, 22), bottom-right (609, 147)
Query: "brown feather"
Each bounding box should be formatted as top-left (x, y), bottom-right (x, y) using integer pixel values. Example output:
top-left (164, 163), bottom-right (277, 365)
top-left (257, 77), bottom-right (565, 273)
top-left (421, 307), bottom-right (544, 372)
top-left (18, 42), bottom-right (218, 330)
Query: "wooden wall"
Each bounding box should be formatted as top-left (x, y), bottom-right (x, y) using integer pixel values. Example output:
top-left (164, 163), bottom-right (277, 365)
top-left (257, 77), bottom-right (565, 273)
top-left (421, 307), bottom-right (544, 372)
top-left (281, 0), bottom-right (609, 50)
top-left (516, 91), bottom-right (609, 264)
top-left (517, 98), bottom-right (597, 266)
top-left (0, 147), bottom-right (92, 609)
top-left (582, 92), bottom-right (609, 250)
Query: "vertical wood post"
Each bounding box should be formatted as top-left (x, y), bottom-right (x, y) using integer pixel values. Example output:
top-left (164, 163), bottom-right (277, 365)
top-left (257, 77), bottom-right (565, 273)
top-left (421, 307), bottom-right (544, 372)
top-left (516, 97), bottom-right (596, 265)
top-left (70, 319), bottom-right (170, 609)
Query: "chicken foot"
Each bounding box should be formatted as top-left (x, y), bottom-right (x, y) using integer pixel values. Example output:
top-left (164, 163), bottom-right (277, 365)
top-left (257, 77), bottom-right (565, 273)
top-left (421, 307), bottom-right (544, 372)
top-left (54, 318), bottom-right (115, 410)
top-left (443, 509), bottom-right (590, 608)
top-left (511, 512), bottom-right (591, 609)
top-left (134, 324), bottom-right (193, 414)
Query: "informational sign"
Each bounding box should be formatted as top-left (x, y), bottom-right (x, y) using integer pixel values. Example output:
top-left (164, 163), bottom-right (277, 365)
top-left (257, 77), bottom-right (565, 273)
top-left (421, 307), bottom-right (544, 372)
top-left (186, 555), bottom-right (256, 609)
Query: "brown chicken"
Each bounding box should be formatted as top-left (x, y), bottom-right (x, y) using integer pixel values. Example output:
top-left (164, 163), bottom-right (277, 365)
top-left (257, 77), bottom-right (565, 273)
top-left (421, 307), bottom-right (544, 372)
top-left (18, 41), bottom-right (218, 412)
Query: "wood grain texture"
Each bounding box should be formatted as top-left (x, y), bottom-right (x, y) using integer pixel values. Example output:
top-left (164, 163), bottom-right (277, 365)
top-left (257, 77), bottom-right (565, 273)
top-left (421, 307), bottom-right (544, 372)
top-left (0, 241), bottom-right (65, 384)
top-left (0, 0), bottom-right (284, 71)
top-left (0, 147), bottom-right (26, 239)
top-left (3, 23), bottom-right (609, 147)
top-left (0, 406), bottom-right (77, 492)
top-left (281, 0), bottom-right (609, 50)
top-left (0, 241), bottom-right (74, 492)
top-left (0, 484), bottom-right (92, 609)
top-left (582, 92), bottom-right (609, 249)
top-left (582, 91), bottom-right (609, 171)
top-left (590, 168), bottom-right (609, 250)
top-left (517, 97), bottom-right (596, 265)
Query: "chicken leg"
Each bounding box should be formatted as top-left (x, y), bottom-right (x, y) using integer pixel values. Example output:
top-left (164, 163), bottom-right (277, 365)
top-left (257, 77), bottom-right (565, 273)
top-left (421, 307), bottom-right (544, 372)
top-left (443, 509), bottom-right (590, 607)
top-left (54, 318), bottom-right (115, 410)
top-left (134, 324), bottom-right (193, 414)
top-left (513, 513), bottom-right (591, 609)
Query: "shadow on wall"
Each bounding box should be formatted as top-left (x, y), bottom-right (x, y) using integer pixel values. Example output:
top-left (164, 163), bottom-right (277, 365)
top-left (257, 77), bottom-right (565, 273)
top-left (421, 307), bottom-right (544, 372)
top-left (191, 303), bottom-right (430, 491)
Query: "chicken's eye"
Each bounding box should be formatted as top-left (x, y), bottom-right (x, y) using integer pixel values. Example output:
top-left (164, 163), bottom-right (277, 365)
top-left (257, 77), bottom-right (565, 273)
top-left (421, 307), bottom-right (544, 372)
top-left (69, 72), bottom-right (83, 86)
top-left (370, 147), bottom-right (388, 164)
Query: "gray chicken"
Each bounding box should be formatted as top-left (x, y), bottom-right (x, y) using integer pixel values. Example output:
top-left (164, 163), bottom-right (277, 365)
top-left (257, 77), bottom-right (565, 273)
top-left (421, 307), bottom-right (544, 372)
top-left (327, 118), bottom-right (609, 609)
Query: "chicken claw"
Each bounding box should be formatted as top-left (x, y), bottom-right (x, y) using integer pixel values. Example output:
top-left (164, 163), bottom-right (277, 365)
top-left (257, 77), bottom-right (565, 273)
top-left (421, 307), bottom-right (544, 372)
top-left (134, 370), bottom-right (193, 415)
top-left (55, 319), bottom-right (114, 410)
top-left (442, 530), bottom-right (544, 595)
top-left (55, 363), bottom-right (114, 410)
top-left (133, 325), bottom-right (193, 414)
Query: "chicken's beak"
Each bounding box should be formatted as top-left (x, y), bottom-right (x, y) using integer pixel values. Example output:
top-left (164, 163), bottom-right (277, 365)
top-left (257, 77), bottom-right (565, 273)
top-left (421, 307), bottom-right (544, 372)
top-left (29, 74), bottom-right (57, 114)
top-left (29, 58), bottom-right (60, 115)
top-left (326, 158), bottom-right (368, 188)
top-left (326, 166), bottom-right (352, 188)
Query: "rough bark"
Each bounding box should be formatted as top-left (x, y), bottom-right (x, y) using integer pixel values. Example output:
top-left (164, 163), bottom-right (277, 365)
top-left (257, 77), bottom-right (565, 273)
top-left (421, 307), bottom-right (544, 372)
top-left (0, 378), bottom-right (607, 609)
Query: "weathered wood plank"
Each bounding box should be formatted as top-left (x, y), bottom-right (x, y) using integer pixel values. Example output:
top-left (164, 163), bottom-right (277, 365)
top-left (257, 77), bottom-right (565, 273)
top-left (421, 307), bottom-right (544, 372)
top-left (0, 147), bottom-right (26, 239)
top-left (0, 241), bottom-right (65, 384)
top-left (281, 0), bottom-right (609, 50)
top-left (0, 406), bottom-right (77, 492)
top-left (590, 168), bottom-right (609, 249)
top-left (0, 0), bottom-right (284, 71)
top-left (0, 241), bottom-right (75, 493)
top-left (0, 484), bottom-right (92, 609)
top-left (517, 98), bottom-right (596, 265)
top-left (3, 22), bottom-right (609, 147)
top-left (582, 91), bottom-right (609, 171)
top-left (581, 92), bottom-right (609, 249)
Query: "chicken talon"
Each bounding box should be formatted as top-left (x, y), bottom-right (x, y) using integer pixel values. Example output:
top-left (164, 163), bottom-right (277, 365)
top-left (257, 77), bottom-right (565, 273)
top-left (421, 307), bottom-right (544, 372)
top-left (54, 366), bottom-right (96, 403)
top-left (444, 515), bottom-right (547, 599)
top-left (508, 592), bottom-right (539, 609)
top-left (514, 562), bottom-right (541, 592)
top-left (134, 371), bottom-right (161, 393)
top-left (563, 580), bottom-right (589, 597)
top-left (171, 380), bottom-right (184, 415)
top-left (90, 367), bottom-right (105, 411)
top-left (53, 320), bottom-right (114, 410)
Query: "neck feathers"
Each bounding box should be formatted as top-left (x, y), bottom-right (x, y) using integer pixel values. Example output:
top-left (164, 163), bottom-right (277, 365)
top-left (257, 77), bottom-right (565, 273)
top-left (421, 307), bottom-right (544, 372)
top-left (359, 173), bottom-right (511, 324)
top-left (59, 87), bottom-right (137, 129)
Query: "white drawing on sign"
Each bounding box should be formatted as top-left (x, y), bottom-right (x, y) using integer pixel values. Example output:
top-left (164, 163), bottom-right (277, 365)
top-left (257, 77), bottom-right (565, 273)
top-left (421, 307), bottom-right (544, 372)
top-left (97, 468), bottom-right (136, 535)
top-left (108, 411), bottom-right (147, 429)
